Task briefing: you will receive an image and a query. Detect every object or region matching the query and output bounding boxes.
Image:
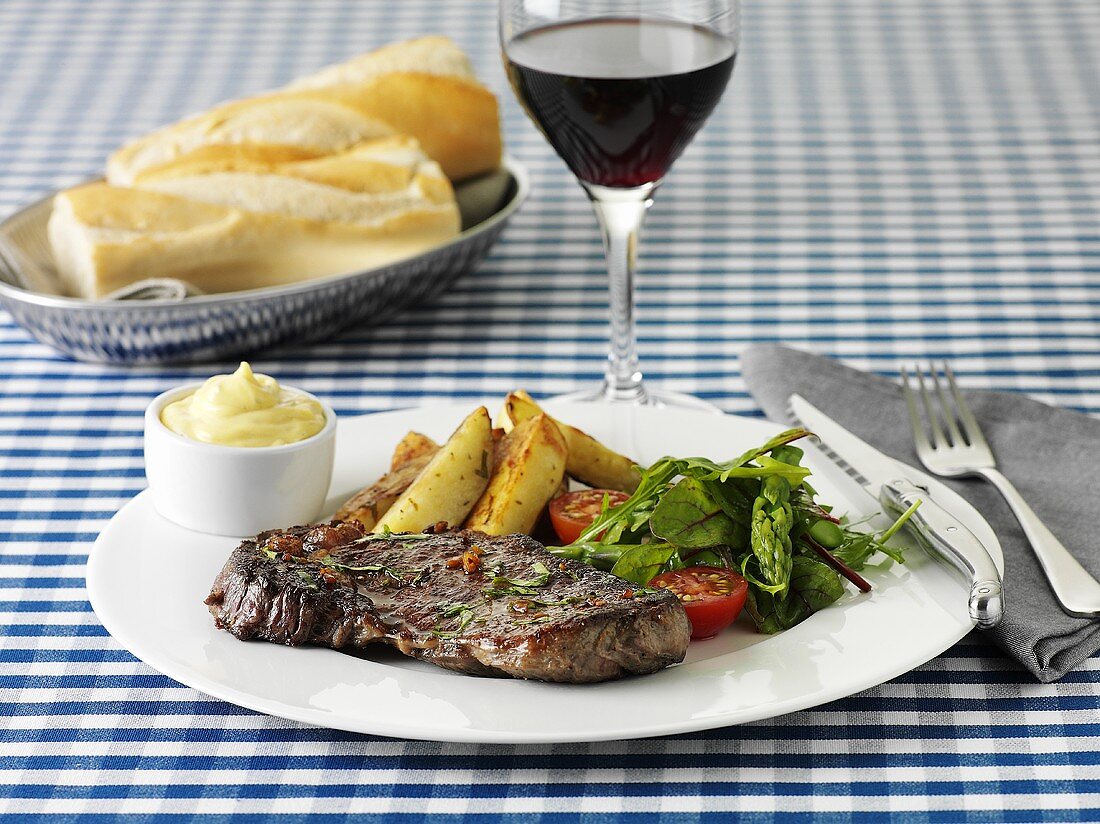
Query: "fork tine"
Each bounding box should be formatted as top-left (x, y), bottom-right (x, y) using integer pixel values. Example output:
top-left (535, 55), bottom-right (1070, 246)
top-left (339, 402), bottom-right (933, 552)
top-left (901, 366), bottom-right (934, 454)
top-left (928, 365), bottom-right (964, 446)
top-left (943, 362), bottom-right (990, 450)
top-left (914, 364), bottom-right (949, 449)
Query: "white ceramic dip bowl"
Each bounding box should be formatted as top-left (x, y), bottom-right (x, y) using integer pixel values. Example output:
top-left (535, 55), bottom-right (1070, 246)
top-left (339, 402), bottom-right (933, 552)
top-left (143, 384), bottom-right (336, 537)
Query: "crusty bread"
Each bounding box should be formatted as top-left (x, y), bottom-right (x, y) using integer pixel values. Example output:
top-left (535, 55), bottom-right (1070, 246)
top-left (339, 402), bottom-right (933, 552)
top-left (51, 137), bottom-right (460, 299)
top-left (285, 35), bottom-right (481, 91)
top-left (49, 37), bottom-right (495, 299)
top-left (107, 36), bottom-right (501, 185)
top-left (136, 135), bottom-right (457, 227)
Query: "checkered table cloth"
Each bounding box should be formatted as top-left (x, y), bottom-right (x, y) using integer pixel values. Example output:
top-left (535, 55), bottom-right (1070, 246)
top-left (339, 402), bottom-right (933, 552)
top-left (1, 0), bottom-right (1098, 820)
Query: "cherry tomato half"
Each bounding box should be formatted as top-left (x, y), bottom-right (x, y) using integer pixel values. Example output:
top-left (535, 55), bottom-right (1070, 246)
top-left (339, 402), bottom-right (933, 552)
top-left (649, 566), bottom-right (749, 640)
top-left (548, 489), bottom-right (630, 544)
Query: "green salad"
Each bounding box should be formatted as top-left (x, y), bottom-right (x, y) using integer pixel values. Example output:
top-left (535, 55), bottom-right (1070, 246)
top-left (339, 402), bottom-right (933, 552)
top-left (548, 428), bottom-right (918, 634)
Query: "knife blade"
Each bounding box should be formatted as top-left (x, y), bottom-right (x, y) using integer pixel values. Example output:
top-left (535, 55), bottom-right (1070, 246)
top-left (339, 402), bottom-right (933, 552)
top-left (788, 394), bottom-right (1004, 629)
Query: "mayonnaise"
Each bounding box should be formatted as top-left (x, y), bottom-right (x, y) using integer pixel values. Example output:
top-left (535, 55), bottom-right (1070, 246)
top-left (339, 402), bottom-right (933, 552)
top-left (160, 362), bottom-right (326, 448)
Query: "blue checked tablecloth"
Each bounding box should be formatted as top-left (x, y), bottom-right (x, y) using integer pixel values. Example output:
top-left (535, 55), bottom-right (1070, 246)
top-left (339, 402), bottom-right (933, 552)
top-left (1, 0), bottom-right (1099, 820)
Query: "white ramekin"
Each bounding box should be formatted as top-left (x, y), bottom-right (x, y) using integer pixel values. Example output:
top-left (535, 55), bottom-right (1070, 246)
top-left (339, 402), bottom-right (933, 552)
top-left (143, 383), bottom-right (336, 537)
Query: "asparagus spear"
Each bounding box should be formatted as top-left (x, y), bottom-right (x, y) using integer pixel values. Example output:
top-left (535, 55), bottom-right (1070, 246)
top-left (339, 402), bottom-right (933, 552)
top-left (749, 475), bottom-right (795, 596)
top-left (547, 542), bottom-right (628, 571)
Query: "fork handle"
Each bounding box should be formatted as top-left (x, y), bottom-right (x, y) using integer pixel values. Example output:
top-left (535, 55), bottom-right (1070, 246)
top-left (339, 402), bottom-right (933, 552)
top-left (880, 479), bottom-right (1003, 629)
top-left (977, 468), bottom-right (1100, 618)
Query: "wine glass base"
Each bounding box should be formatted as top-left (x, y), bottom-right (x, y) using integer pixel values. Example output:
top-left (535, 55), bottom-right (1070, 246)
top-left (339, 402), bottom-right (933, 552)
top-left (549, 385), bottom-right (723, 413)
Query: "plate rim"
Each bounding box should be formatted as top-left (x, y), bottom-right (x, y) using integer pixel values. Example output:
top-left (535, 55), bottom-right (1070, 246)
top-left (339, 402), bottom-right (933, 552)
top-left (0, 156), bottom-right (529, 310)
top-left (86, 402), bottom-right (989, 743)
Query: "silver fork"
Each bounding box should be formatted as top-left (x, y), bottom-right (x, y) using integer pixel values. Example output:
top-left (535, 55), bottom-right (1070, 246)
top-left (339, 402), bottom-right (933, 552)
top-left (903, 363), bottom-right (1100, 618)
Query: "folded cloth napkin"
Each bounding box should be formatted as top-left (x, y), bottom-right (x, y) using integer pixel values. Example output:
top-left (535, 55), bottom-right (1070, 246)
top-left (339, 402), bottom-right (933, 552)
top-left (102, 278), bottom-right (204, 301)
top-left (741, 344), bottom-right (1100, 683)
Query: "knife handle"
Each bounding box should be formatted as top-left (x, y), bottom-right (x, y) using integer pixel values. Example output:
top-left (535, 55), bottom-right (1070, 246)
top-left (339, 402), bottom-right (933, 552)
top-left (879, 479), bottom-right (1004, 630)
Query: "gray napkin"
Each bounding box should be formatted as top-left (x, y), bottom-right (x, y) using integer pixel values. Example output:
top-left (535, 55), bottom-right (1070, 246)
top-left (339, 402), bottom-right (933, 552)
top-left (741, 344), bottom-right (1100, 683)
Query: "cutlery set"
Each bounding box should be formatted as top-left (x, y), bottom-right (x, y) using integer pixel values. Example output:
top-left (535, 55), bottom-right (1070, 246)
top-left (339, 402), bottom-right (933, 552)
top-left (790, 362), bottom-right (1100, 629)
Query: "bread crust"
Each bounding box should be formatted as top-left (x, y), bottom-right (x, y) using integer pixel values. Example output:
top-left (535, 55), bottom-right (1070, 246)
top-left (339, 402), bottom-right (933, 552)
top-left (107, 39), bottom-right (500, 185)
top-left (49, 37), bottom-right (497, 299)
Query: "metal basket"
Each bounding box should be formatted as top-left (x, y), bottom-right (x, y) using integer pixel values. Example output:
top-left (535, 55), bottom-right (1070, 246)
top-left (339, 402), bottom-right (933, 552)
top-left (0, 158), bottom-right (528, 364)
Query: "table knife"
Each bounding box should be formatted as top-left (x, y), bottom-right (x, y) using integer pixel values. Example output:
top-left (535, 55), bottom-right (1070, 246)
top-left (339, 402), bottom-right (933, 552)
top-left (788, 394), bottom-right (1004, 629)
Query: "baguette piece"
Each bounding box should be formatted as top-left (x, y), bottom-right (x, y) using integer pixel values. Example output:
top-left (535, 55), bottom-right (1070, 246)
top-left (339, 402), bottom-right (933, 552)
top-left (286, 36), bottom-right (482, 91)
top-left (49, 137), bottom-right (460, 299)
top-left (136, 136), bottom-right (456, 227)
top-left (108, 36), bottom-right (501, 185)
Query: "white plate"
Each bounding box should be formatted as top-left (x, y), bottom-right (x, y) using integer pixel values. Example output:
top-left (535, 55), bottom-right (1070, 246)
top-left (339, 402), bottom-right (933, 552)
top-left (87, 402), bottom-right (1002, 743)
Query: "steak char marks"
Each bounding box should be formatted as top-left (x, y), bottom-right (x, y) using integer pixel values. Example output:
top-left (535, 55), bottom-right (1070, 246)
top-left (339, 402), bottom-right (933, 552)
top-left (206, 524), bottom-right (691, 683)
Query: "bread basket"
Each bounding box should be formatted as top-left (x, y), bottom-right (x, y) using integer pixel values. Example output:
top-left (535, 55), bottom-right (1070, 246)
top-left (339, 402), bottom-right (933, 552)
top-left (0, 157), bottom-right (527, 364)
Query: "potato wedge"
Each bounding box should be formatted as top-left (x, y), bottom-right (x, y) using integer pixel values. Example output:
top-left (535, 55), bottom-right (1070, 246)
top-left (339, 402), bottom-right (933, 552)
top-left (496, 389), bottom-right (538, 435)
top-left (494, 398), bottom-right (519, 433)
top-left (335, 432), bottom-right (441, 529)
top-left (335, 451), bottom-right (436, 530)
top-left (464, 413), bottom-right (567, 536)
top-left (390, 431), bottom-right (440, 472)
top-left (373, 407), bottom-right (493, 533)
top-left (502, 392), bottom-right (641, 492)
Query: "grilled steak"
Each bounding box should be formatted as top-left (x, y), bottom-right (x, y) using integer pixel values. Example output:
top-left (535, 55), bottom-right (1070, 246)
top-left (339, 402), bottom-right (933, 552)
top-left (205, 524), bottom-right (691, 683)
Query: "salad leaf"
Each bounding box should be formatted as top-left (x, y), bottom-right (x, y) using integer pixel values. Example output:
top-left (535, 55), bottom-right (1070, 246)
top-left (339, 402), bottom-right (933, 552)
top-left (719, 457), bottom-right (810, 486)
top-left (825, 502), bottom-right (920, 570)
top-left (575, 428), bottom-right (813, 546)
top-left (744, 555), bottom-right (845, 634)
top-left (650, 477), bottom-right (741, 548)
top-left (717, 428), bottom-right (814, 481)
top-left (701, 476), bottom-right (754, 528)
top-left (610, 544), bottom-right (679, 586)
top-left (770, 444), bottom-right (804, 467)
top-left (830, 532), bottom-right (879, 570)
top-left (548, 541), bottom-right (736, 578)
top-left (677, 544), bottom-right (736, 569)
top-left (549, 425), bottom-right (912, 639)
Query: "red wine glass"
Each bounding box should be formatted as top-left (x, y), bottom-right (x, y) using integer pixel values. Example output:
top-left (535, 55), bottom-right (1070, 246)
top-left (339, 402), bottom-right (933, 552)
top-left (501, 0), bottom-right (740, 409)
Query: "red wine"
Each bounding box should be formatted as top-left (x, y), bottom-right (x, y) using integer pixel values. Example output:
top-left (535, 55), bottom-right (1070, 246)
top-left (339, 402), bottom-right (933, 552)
top-left (505, 17), bottom-right (735, 188)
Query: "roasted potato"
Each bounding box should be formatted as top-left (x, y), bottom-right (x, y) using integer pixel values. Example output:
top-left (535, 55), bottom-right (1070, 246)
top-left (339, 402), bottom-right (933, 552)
top-left (502, 392), bottom-right (641, 493)
top-left (336, 451), bottom-right (437, 530)
top-left (494, 397), bottom-right (518, 433)
top-left (390, 431), bottom-right (440, 472)
top-left (464, 413), bottom-right (567, 536)
top-left (373, 407), bottom-right (493, 533)
top-left (335, 432), bottom-right (441, 529)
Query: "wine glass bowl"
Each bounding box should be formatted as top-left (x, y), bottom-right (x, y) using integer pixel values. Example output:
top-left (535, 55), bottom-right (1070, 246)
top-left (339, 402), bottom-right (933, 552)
top-left (501, 0), bottom-right (740, 408)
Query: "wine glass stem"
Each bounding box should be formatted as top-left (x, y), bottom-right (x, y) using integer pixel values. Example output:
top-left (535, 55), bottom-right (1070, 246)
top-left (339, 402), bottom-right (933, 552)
top-left (584, 182), bottom-right (657, 404)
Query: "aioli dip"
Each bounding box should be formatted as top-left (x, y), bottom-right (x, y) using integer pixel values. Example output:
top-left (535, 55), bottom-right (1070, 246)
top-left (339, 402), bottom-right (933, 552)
top-left (160, 362), bottom-right (326, 448)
